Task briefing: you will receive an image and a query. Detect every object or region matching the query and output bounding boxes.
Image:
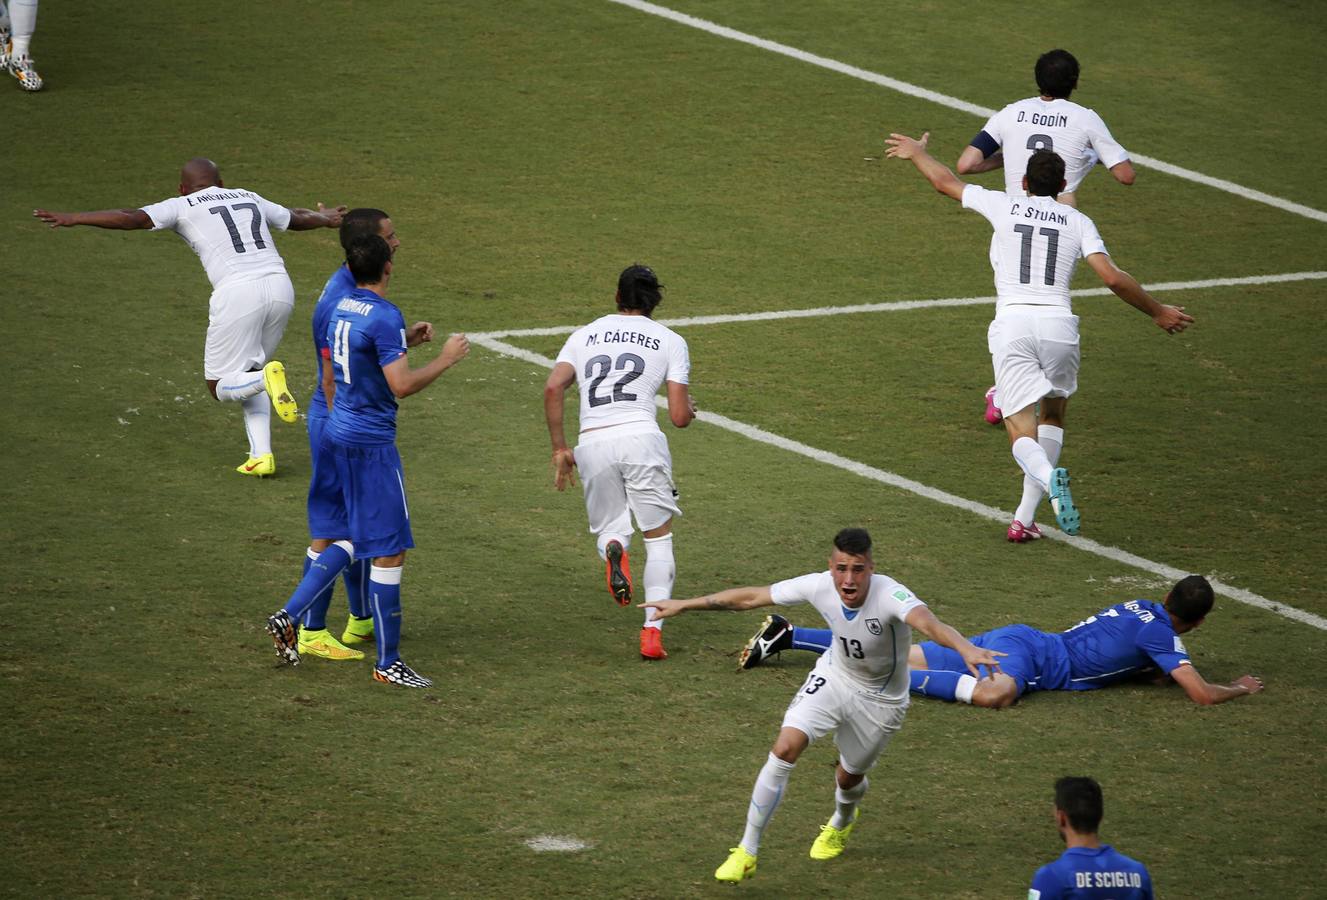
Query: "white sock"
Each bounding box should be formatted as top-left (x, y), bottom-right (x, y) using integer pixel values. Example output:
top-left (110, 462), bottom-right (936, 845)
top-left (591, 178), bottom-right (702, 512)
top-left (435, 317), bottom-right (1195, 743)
top-left (215, 371), bottom-right (267, 402)
top-left (829, 775), bottom-right (868, 829)
top-left (0, 2), bottom-right (9, 33)
top-left (9, 0), bottom-right (36, 58)
top-left (955, 674), bottom-right (978, 704)
top-left (242, 393), bottom-right (272, 458)
top-left (1014, 425), bottom-right (1065, 523)
top-left (1011, 436), bottom-right (1053, 493)
top-left (642, 533), bottom-right (675, 630)
top-left (740, 752), bottom-right (795, 856)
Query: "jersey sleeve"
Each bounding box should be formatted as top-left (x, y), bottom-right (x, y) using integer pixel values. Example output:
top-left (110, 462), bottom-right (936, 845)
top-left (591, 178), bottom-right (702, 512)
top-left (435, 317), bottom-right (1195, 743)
top-left (769, 573), bottom-right (822, 607)
top-left (140, 196), bottom-right (182, 231)
top-left (371, 309), bottom-right (409, 369)
top-left (1083, 110), bottom-right (1130, 169)
top-left (554, 331), bottom-right (579, 370)
top-left (1077, 212), bottom-right (1109, 258)
top-left (1136, 619), bottom-right (1192, 674)
top-left (1028, 863), bottom-right (1065, 899)
top-left (961, 184), bottom-right (1005, 227)
top-left (981, 109), bottom-right (1004, 147)
top-left (254, 193), bottom-right (292, 232)
top-left (666, 334), bottom-right (691, 385)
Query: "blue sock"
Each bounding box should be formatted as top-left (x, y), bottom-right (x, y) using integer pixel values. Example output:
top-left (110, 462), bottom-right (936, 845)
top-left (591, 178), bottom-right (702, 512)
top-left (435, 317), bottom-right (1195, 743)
top-left (300, 549), bottom-right (335, 631)
top-left (791, 627), bottom-right (832, 653)
top-left (909, 669), bottom-right (970, 701)
top-left (283, 542), bottom-right (352, 620)
top-left (343, 557), bottom-right (370, 620)
top-left (370, 566), bottom-right (404, 669)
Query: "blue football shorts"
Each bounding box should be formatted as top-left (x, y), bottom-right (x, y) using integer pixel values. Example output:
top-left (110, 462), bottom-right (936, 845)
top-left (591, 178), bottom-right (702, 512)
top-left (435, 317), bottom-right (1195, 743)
top-left (306, 415), bottom-right (349, 539)
top-left (326, 437), bottom-right (415, 559)
top-left (919, 624), bottom-right (1062, 696)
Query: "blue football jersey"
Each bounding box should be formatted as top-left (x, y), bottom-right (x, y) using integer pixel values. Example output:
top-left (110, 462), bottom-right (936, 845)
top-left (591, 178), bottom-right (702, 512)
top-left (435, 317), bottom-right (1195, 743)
top-left (1029, 845), bottom-right (1153, 899)
top-left (308, 265), bottom-right (357, 420)
top-left (1059, 600), bottom-right (1191, 690)
top-left (324, 287), bottom-right (407, 446)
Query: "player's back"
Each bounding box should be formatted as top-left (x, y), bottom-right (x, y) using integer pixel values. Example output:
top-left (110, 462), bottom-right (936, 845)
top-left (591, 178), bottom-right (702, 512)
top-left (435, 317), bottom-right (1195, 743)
top-left (309, 265), bottom-right (357, 420)
top-left (1030, 845), bottom-right (1153, 899)
top-left (141, 187), bottom-right (291, 290)
top-left (961, 186), bottom-right (1106, 311)
top-left (325, 288), bottom-right (406, 445)
top-left (987, 97), bottom-right (1128, 195)
top-left (556, 313), bottom-right (690, 434)
top-left (1058, 600), bottom-right (1184, 690)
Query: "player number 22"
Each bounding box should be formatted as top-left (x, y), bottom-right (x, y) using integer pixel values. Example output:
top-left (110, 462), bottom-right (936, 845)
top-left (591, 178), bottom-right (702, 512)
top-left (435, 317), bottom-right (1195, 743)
top-left (585, 353), bottom-right (645, 407)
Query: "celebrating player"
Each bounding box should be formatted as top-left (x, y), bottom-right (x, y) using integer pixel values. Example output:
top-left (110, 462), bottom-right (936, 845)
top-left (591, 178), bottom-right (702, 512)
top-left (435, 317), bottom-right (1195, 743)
top-left (1029, 777), bottom-right (1154, 899)
top-left (544, 264), bottom-right (695, 661)
top-left (957, 49), bottom-right (1135, 210)
top-left (640, 528), bottom-right (1003, 882)
top-left (264, 234), bottom-right (469, 687)
top-left (886, 134), bottom-right (1192, 539)
top-left (741, 575), bottom-right (1265, 708)
top-left (34, 158), bottom-right (345, 476)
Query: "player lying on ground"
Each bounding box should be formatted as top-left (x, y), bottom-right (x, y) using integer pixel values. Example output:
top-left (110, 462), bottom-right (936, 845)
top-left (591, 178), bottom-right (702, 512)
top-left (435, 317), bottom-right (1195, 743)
top-left (740, 575), bottom-right (1264, 708)
top-left (640, 528), bottom-right (1003, 883)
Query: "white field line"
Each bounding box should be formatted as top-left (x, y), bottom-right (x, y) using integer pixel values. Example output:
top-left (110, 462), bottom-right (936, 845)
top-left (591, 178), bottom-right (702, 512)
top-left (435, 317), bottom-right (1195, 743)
top-left (471, 332), bottom-right (1327, 633)
top-left (606, 0), bottom-right (1327, 225)
top-left (476, 271), bottom-right (1327, 340)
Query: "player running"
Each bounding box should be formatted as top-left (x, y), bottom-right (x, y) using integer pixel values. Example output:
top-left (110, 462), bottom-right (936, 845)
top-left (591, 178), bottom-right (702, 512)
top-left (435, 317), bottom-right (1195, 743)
top-left (641, 528), bottom-right (1003, 882)
top-left (886, 134), bottom-right (1193, 539)
top-left (34, 158), bottom-right (345, 476)
top-left (544, 264), bottom-right (695, 660)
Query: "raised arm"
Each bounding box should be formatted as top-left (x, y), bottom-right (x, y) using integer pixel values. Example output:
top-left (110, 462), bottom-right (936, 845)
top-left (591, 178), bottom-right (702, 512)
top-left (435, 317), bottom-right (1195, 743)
top-left (666, 380), bottom-right (696, 428)
top-left (33, 208), bottom-right (152, 230)
top-left (286, 202), bottom-right (347, 231)
top-left (543, 362), bottom-right (578, 490)
top-left (885, 132), bottom-right (967, 201)
top-left (381, 332), bottom-right (469, 399)
top-left (1084, 253), bottom-right (1194, 334)
top-left (639, 586), bottom-right (775, 620)
top-left (1170, 665), bottom-right (1263, 706)
top-left (905, 605), bottom-right (1005, 678)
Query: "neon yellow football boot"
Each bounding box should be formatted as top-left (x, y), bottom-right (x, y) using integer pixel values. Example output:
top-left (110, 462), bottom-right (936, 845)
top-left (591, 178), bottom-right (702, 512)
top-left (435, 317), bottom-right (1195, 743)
top-left (341, 616), bottom-right (375, 645)
top-left (298, 628), bottom-right (364, 661)
top-left (714, 846), bottom-right (757, 883)
top-left (809, 809), bottom-right (858, 860)
top-left (236, 453), bottom-right (275, 477)
top-left (263, 360), bottom-right (299, 423)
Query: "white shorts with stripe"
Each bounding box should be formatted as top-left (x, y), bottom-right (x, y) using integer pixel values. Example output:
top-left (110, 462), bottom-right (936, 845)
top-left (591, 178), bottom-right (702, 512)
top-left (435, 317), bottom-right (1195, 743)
top-left (574, 424), bottom-right (681, 537)
top-left (987, 306), bottom-right (1080, 417)
top-left (781, 660), bottom-right (909, 775)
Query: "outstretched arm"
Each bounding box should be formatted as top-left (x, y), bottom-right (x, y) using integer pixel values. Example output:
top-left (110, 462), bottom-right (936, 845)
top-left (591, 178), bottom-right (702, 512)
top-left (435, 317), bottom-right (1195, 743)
top-left (543, 362), bottom-right (578, 490)
top-left (33, 208), bottom-right (152, 230)
top-left (905, 606), bottom-right (1004, 678)
top-left (639, 586), bottom-right (775, 620)
top-left (1170, 665), bottom-right (1263, 706)
top-left (1084, 253), bottom-right (1194, 334)
top-left (885, 132), bottom-right (967, 201)
top-left (287, 202), bottom-right (347, 231)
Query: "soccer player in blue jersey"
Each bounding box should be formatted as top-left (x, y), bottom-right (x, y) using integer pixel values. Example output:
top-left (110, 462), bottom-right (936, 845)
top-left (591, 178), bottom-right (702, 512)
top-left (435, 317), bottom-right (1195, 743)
top-left (1029, 777), bottom-right (1153, 899)
top-left (265, 234), bottom-right (469, 687)
top-left (741, 575), bottom-right (1264, 707)
top-left (293, 209), bottom-right (429, 662)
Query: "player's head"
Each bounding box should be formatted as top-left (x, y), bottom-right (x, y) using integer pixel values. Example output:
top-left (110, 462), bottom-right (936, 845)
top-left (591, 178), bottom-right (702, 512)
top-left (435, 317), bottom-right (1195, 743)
top-left (346, 234), bottom-right (394, 287)
top-left (1163, 574), bottom-right (1215, 633)
top-left (616, 264), bottom-right (664, 317)
top-left (1024, 150), bottom-right (1067, 197)
top-left (829, 528), bottom-right (874, 607)
top-left (1035, 49), bottom-right (1080, 99)
top-left (179, 157), bottom-right (222, 195)
top-left (1053, 776), bottom-right (1103, 839)
top-left (340, 208), bottom-right (399, 256)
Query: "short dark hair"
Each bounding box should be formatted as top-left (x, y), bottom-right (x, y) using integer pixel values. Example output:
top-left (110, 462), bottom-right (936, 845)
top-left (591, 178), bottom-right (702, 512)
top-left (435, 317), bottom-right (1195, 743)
top-left (832, 528), bottom-right (872, 556)
top-left (339, 208), bottom-right (391, 253)
top-left (1054, 776), bottom-right (1103, 833)
top-left (1167, 575), bottom-right (1215, 624)
top-left (346, 234), bottom-right (392, 286)
top-left (617, 264), bottom-right (664, 317)
top-left (1026, 150), bottom-right (1066, 197)
top-left (1035, 49), bottom-right (1080, 99)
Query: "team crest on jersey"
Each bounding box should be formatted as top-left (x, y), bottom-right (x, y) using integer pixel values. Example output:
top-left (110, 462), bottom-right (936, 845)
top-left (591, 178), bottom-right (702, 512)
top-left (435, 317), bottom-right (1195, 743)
top-left (865, 617), bottom-right (883, 635)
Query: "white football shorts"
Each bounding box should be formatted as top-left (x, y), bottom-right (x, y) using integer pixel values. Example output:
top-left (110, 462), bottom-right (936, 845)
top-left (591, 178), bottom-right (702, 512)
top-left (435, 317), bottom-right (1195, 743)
top-left (987, 308), bottom-right (1080, 417)
top-left (781, 662), bottom-right (908, 775)
top-left (203, 273), bottom-right (295, 379)
top-left (574, 425), bottom-right (681, 537)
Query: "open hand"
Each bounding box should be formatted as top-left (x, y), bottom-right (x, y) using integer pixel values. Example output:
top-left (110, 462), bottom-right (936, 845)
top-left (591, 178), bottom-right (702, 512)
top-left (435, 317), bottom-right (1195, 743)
top-left (33, 209), bottom-right (76, 228)
top-left (1154, 305), bottom-right (1194, 335)
top-left (884, 131), bottom-right (930, 160)
top-left (552, 448), bottom-right (577, 491)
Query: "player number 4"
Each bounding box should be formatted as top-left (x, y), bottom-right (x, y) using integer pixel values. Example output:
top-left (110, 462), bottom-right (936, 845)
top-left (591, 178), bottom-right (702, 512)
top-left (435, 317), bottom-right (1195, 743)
top-left (332, 320), bottom-right (353, 385)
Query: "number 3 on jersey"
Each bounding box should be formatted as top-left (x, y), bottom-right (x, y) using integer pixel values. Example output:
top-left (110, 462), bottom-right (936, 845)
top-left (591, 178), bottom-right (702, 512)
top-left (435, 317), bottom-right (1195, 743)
top-left (585, 353), bottom-right (644, 407)
top-left (332, 320), bottom-right (353, 384)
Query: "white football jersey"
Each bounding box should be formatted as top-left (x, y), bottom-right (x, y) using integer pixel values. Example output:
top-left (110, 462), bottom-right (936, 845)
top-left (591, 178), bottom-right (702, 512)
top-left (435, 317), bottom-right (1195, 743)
top-left (141, 187), bottom-right (292, 290)
top-left (555, 313), bottom-right (690, 434)
top-left (980, 97), bottom-right (1129, 195)
top-left (962, 185), bottom-right (1108, 311)
top-left (771, 571), bottom-right (924, 700)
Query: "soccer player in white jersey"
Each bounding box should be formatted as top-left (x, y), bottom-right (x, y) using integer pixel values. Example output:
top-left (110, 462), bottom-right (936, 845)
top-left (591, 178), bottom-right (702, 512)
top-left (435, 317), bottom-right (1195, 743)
top-left (544, 264), bottom-right (696, 661)
top-left (0, 0), bottom-right (42, 91)
top-left (34, 158), bottom-right (345, 476)
top-left (956, 50), bottom-right (1135, 210)
top-left (886, 135), bottom-right (1193, 539)
top-left (641, 528), bottom-right (1003, 882)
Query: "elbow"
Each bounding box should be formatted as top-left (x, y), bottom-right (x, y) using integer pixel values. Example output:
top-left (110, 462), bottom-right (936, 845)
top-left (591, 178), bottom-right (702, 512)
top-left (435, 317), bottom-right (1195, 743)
top-left (670, 411), bottom-right (693, 429)
top-left (955, 160), bottom-right (974, 175)
top-left (1116, 171), bottom-right (1136, 186)
top-left (1190, 692), bottom-right (1218, 707)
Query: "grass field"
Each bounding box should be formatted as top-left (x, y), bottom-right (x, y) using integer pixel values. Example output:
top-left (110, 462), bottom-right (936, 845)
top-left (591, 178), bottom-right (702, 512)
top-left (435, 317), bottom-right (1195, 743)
top-left (4, 2), bottom-right (1325, 897)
